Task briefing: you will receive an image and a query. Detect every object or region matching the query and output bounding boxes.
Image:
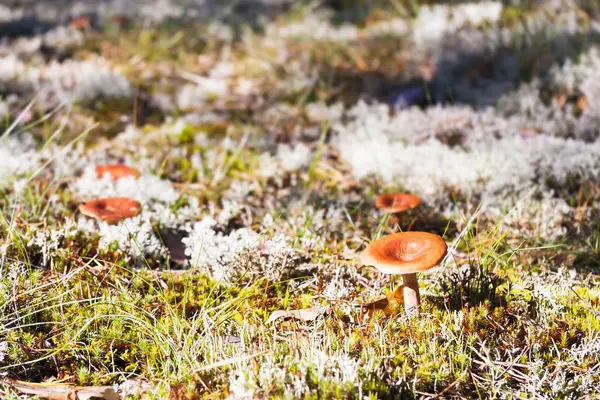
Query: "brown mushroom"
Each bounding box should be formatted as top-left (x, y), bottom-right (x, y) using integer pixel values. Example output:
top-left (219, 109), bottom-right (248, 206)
top-left (79, 197), bottom-right (141, 224)
top-left (375, 193), bottom-right (421, 228)
top-left (95, 164), bottom-right (140, 182)
top-left (361, 231), bottom-right (447, 317)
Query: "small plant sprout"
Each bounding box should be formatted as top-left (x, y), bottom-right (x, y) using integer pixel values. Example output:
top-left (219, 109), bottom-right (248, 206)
top-left (79, 197), bottom-right (142, 224)
top-left (95, 164), bottom-right (141, 181)
top-left (361, 232), bottom-right (447, 317)
top-left (375, 193), bottom-right (421, 227)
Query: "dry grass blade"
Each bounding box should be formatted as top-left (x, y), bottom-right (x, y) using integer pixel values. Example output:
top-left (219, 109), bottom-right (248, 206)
top-left (192, 351), bottom-right (271, 374)
top-left (267, 305), bottom-right (329, 324)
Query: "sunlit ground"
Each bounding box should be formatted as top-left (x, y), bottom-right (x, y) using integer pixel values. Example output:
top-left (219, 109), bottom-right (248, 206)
top-left (1, 0), bottom-right (600, 398)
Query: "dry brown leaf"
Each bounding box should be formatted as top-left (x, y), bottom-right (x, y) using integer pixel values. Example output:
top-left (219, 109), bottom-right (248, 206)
top-left (361, 297), bottom-right (390, 314)
top-left (3, 379), bottom-right (119, 400)
top-left (267, 305), bottom-right (329, 324)
top-left (386, 286), bottom-right (404, 303)
top-left (362, 287), bottom-right (405, 317)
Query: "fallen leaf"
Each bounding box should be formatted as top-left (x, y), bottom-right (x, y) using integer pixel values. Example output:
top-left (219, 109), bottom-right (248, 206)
top-left (267, 305), bottom-right (329, 324)
top-left (361, 297), bottom-right (390, 314)
top-left (386, 286), bottom-right (404, 303)
top-left (361, 287), bottom-right (404, 317)
top-left (3, 379), bottom-right (119, 400)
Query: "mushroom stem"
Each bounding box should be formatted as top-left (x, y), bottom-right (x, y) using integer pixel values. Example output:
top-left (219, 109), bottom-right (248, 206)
top-left (402, 273), bottom-right (421, 317)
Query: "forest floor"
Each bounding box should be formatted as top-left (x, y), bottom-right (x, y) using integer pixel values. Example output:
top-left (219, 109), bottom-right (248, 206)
top-left (1, 0), bottom-right (600, 398)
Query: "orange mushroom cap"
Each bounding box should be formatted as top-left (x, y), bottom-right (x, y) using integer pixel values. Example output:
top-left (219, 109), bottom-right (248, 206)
top-left (375, 193), bottom-right (421, 213)
top-left (79, 197), bottom-right (141, 224)
top-left (95, 164), bottom-right (140, 182)
top-left (361, 232), bottom-right (447, 274)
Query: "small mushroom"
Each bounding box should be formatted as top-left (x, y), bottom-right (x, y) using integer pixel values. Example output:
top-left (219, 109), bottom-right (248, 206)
top-left (95, 164), bottom-right (140, 182)
top-left (361, 232), bottom-right (447, 317)
top-left (375, 193), bottom-right (421, 227)
top-left (79, 197), bottom-right (141, 224)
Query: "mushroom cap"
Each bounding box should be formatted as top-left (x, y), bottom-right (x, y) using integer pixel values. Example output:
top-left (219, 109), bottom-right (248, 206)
top-left (361, 232), bottom-right (447, 274)
top-left (79, 197), bottom-right (141, 224)
top-left (95, 164), bottom-right (140, 182)
top-left (375, 193), bottom-right (421, 213)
